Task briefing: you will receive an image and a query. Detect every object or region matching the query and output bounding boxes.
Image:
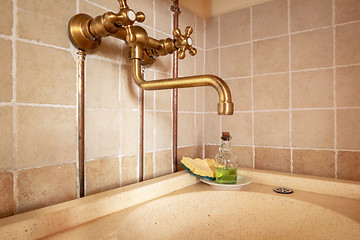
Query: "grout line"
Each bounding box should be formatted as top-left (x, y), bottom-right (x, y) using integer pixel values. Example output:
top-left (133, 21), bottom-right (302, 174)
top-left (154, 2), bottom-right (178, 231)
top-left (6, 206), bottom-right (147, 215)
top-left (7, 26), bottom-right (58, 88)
top-left (202, 17), bottom-right (205, 158)
top-left (118, 63), bottom-right (123, 186)
top-left (218, 15), bottom-right (222, 140)
top-left (86, 54), bottom-right (122, 65)
top-left (16, 37), bottom-right (70, 52)
top-left (152, 0), bottom-right (156, 177)
top-left (0, 34), bottom-right (12, 40)
top-left (250, 6), bottom-right (255, 169)
top-left (288, 0), bottom-right (293, 174)
top-left (15, 102), bottom-right (77, 109)
top-left (84, 0), bottom-right (112, 12)
top-left (205, 143), bottom-right (360, 152)
top-left (74, 23), bottom-right (81, 197)
top-left (12, 0), bottom-right (19, 214)
top-left (332, 0), bottom-right (338, 179)
top-left (205, 106), bottom-right (360, 115)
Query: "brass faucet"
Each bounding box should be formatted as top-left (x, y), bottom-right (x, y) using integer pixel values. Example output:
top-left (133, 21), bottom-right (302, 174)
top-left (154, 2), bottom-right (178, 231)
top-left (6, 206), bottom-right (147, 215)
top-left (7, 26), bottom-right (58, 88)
top-left (68, 0), bottom-right (234, 115)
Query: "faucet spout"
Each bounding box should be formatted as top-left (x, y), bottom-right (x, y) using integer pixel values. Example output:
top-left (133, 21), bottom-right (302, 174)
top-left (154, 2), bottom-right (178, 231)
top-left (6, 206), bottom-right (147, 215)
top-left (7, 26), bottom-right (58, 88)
top-left (131, 58), bottom-right (234, 115)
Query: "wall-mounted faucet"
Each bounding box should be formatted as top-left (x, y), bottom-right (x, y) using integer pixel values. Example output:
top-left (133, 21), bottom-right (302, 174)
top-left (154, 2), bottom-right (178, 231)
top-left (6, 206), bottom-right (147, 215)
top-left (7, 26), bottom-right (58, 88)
top-left (68, 0), bottom-right (234, 115)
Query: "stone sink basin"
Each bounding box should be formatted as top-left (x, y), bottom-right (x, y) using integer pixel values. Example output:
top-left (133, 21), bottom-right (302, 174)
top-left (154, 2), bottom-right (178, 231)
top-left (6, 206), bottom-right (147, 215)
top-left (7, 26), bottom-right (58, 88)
top-left (1, 169), bottom-right (359, 239)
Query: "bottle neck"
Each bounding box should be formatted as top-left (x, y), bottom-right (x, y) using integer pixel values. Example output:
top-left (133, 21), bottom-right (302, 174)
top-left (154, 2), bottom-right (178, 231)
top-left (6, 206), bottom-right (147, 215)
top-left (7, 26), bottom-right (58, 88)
top-left (219, 139), bottom-right (232, 152)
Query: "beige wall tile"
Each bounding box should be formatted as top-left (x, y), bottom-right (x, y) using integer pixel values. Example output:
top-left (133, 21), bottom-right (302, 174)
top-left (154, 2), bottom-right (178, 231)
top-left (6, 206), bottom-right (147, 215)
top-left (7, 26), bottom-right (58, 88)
top-left (220, 8), bottom-right (250, 46)
top-left (252, 0), bottom-right (288, 40)
top-left (253, 36), bottom-right (289, 74)
top-left (17, 0), bottom-right (75, 21)
top-left (79, 0), bottom-right (108, 16)
top-left (16, 42), bottom-right (76, 105)
top-left (178, 113), bottom-right (195, 146)
top-left (195, 145), bottom-right (203, 158)
top-left (293, 149), bottom-right (335, 178)
top-left (337, 151), bottom-right (360, 181)
top-left (254, 73), bottom-right (289, 110)
top-left (337, 109), bottom-right (360, 150)
top-left (336, 22), bottom-right (360, 66)
top-left (292, 110), bottom-right (334, 148)
top-left (179, 53), bottom-right (195, 77)
top-left (254, 111), bottom-right (290, 147)
top-left (0, 0), bottom-right (12, 35)
top-left (195, 16), bottom-right (204, 49)
top-left (336, 65), bottom-right (360, 107)
top-left (86, 158), bottom-right (120, 196)
top-left (195, 50), bottom-right (204, 75)
top-left (155, 0), bottom-right (172, 34)
top-left (291, 28), bottom-right (333, 70)
top-left (179, 88), bottom-right (195, 112)
top-left (195, 113), bottom-right (203, 146)
top-left (204, 86), bottom-right (218, 112)
top-left (17, 106), bottom-right (76, 168)
top-left (17, 163), bottom-right (77, 213)
top-left (179, 8), bottom-right (196, 39)
top-left (292, 69), bottom-right (333, 108)
top-left (255, 147), bottom-right (291, 173)
top-left (220, 43), bottom-right (251, 78)
top-left (205, 16), bottom-right (218, 49)
top-left (92, 38), bottom-right (122, 61)
top-left (204, 113), bottom-right (220, 144)
top-left (155, 72), bottom-right (171, 111)
top-left (0, 172), bottom-right (14, 218)
top-left (154, 149), bottom-right (172, 177)
top-left (222, 112), bottom-right (252, 145)
top-left (226, 79), bottom-right (252, 111)
top-left (205, 49), bottom-right (219, 76)
top-left (196, 87), bottom-right (204, 112)
top-left (144, 152), bottom-right (154, 180)
top-left (0, 106), bottom-right (13, 170)
top-left (145, 111), bottom-right (154, 152)
top-left (155, 112), bottom-right (172, 150)
top-left (144, 70), bottom-right (155, 110)
top-left (232, 146), bottom-right (253, 168)
top-left (17, 0), bottom-right (75, 47)
top-left (0, 37), bottom-right (12, 102)
top-left (17, 9), bottom-right (71, 48)
top-left (120, 110), bottom-right (138, 155)
top-left (130, 0), bottom-right (154, 27)
top-left (335, 0), bottom-right (360, 24)
top-left (120, 64), bottom-right (139, 110)
top-left (205, 145), bottom-right (219, 159)
top-left (85, 109), bottom-right (120, 159)
top-left (290, 0), bottom-right (332, 32)
top-left (121, 155), bottom-right (138, 186)
top-left (86, 58), bottom-right (119, 109)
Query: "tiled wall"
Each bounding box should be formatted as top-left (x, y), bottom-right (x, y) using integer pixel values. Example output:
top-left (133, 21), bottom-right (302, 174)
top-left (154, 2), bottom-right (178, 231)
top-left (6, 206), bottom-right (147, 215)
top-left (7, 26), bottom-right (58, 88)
top-left (0, 0), bottom-right (204, 218)
top-left (204, 0), bottom-right (360, 181)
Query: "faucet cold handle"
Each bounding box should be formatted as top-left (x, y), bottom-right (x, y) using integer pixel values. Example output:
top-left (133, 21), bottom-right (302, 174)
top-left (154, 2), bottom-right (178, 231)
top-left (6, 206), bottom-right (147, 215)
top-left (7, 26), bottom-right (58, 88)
top-left (173, 26), bottom-right (197, 59)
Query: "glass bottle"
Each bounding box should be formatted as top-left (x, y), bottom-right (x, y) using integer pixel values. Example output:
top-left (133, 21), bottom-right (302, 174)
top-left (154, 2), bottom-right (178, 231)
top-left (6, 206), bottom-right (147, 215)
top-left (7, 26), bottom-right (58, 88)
top-left (215, 132), bottom-right (238, 184)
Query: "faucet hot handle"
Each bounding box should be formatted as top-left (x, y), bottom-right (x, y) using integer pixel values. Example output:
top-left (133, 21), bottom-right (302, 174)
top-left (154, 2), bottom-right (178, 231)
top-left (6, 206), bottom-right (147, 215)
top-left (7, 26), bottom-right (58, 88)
top-left (173, 26), bottom-right (197, 59)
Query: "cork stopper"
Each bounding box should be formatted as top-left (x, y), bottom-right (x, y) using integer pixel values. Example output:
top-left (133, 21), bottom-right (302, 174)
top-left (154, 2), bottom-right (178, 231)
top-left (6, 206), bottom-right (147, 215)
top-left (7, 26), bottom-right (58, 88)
top-left (221, 132), bottom-right (231, 141)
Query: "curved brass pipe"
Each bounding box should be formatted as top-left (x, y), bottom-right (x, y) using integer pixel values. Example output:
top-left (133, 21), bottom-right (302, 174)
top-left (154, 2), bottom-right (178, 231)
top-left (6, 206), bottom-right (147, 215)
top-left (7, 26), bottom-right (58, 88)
top-left (131, 58), bottom-right (234, 115)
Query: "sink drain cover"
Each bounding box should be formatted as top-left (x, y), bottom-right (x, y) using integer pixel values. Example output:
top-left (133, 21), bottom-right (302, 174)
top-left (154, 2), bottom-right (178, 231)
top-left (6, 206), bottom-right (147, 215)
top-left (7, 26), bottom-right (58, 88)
top-left (274, 187), bottom-right (293, 194)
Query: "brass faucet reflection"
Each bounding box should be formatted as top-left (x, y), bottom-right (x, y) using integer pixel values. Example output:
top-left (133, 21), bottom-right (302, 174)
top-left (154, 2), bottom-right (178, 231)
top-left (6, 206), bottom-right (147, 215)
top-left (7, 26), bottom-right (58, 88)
top-left (68, 0), bottom-right (234, 115)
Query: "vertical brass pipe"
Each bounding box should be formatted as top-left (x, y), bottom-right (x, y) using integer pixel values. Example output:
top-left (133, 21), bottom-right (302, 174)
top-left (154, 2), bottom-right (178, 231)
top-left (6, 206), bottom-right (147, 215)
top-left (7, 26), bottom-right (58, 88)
top-left (171, 0), bottom-right (180, 172)
top-left (77, 50), bottom-right (86, 198)
top-left (139, 87), bottom-right (144, 182)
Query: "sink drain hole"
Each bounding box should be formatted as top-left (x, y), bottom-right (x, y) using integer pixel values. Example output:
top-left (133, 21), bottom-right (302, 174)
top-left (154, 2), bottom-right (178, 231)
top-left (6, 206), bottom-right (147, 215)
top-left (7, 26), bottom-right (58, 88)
top-left (274, 187), bottom-right (293, 194)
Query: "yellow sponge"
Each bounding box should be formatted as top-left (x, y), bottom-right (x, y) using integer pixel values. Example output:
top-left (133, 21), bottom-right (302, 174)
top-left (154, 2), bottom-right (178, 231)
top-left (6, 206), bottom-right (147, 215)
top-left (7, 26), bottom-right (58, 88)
top-left (180, 157), bottom-right (218, 180)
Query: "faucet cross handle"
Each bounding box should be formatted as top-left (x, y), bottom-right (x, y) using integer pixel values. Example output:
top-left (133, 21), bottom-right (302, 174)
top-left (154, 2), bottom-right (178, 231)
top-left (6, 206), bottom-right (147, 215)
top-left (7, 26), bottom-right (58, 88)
top-left (173, 26), bottom-right (197, 59)
top-left (115, 0), bottom-right (145, 43)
